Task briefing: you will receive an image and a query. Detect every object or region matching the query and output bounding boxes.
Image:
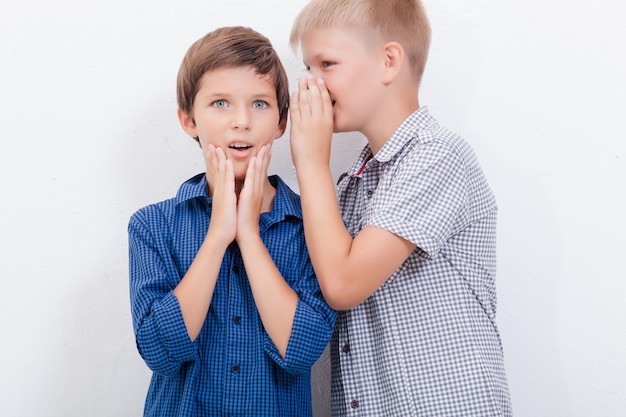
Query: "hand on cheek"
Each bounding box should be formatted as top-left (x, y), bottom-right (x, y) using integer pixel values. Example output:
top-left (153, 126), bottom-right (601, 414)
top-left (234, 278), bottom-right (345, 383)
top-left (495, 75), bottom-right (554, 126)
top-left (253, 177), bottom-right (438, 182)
top-left (236, 145), bottom-right (271, 240)
top-left (205, 144), bottom-right (237, 245)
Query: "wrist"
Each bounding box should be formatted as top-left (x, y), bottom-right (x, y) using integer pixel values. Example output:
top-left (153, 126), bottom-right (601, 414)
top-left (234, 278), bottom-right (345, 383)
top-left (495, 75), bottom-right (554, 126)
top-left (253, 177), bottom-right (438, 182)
top-left (205, 227), bottom-right (234, 251)
top-left (235, 228), bottom-right (262, 249)
top-left (294, 157), bottom-right (328, 176)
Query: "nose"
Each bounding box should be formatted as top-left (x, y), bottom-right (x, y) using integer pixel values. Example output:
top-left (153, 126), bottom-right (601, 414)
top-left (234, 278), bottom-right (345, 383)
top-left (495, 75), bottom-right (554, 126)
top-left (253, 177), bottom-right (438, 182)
top-left (309, 67), bottom-right (322, 79)
top-left (231, 106), bottom-right (251, 130)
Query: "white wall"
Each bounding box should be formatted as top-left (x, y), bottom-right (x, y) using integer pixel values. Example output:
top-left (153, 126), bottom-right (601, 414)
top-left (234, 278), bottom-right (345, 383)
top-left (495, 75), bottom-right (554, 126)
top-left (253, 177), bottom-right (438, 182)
top-left (1, 1), bottom-right (624, 416)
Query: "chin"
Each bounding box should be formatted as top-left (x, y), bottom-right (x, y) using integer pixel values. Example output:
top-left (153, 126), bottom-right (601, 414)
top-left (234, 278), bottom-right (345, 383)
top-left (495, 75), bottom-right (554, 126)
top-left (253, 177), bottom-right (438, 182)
top-left (332, 119), bottom-right (351, 134)
top-left (233, 169), bottom-right (249, 182)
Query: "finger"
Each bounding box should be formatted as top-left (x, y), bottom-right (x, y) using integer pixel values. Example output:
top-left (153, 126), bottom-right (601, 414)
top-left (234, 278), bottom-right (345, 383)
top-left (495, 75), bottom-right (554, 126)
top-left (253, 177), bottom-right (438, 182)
top-left (255, 146), bottom-right (270, 191)
top-left (224, 158), bottom-right (234, 192)
top-left (259, 145), bottom-right (271, 177)
top-left (205, 143), bottom-right (216, 167)
top-left (306, 76), bottom-right (323, 115)
top-left (316, 78), bottom-right (334, 120)
top-left (215, 146), bottom-right (227, 174)
top-left (290, 90), bottom-right (301, 123)
top-left (298, 77), bottom-right (311, 112)
top-left (244, 154), bottom-right (257, 191)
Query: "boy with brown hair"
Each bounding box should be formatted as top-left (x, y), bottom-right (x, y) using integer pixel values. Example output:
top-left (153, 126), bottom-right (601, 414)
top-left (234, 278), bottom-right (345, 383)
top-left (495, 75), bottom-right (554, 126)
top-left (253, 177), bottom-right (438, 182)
top-left (288, 0), bottom-right (513, 415)
top-left (128, 26), bottom-right (336, 417)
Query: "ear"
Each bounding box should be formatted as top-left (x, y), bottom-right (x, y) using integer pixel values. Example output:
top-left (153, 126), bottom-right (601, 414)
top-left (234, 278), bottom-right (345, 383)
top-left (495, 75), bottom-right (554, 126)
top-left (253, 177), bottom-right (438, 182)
top-left (177, 108), bottom-right (199, 138)
top-left (381, 41), bottom-right (405, 84)
top-left (273, 116), bottom-right (287, 139)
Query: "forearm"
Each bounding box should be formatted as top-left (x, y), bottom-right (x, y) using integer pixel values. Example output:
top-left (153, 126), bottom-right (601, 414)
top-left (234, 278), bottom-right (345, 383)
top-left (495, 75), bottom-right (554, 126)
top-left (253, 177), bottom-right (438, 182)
top-left (289, 76), bottom-right (415, 309)
top-left (294, 163), bottom-right (356, 303)
top-left (237, 233), bottom-right (298, 358)
top-left (295, 163), bottom-right (415, 309)
top-left (173, 234), bottom-right (228, 341)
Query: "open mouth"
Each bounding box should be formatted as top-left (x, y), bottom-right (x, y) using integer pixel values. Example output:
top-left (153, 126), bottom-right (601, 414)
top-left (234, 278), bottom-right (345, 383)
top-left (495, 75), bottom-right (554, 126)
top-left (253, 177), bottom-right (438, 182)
top-left (229, 144), bottom-right (252, 150)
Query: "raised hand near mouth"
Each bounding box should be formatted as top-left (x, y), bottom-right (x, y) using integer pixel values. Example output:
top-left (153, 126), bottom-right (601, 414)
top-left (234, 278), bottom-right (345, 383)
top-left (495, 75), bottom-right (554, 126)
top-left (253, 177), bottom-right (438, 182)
top-left (289, 76), bottom-right (334, 170)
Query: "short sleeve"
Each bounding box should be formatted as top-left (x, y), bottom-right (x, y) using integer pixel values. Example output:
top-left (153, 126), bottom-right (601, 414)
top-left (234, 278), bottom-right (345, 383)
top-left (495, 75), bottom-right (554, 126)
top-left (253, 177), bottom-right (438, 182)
top-left (368, 142), bottom-right (467, 259)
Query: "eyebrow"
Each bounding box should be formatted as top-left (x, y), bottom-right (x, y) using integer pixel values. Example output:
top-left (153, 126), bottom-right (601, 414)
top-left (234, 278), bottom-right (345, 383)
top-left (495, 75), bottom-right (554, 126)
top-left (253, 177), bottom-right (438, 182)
top-left (197, 92), bottom-right (276, 102)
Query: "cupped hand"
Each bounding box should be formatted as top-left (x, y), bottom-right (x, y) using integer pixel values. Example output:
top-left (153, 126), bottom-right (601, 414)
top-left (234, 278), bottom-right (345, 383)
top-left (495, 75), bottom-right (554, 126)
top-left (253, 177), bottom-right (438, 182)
top-left (289, 76), bottom-right (334, 169)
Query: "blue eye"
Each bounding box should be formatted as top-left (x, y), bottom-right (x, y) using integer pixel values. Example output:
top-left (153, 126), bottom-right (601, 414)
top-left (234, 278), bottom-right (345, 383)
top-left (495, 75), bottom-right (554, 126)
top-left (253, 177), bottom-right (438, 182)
top-left (212, 99), bottom-right (227, 108)
top-left (253, 101), bottom-right (268, 109)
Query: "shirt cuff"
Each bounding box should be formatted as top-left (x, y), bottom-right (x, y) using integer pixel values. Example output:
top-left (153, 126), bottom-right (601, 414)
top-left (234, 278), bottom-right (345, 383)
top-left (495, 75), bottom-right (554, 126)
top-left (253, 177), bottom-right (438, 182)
top-left (152, 291), bottom-right (198, 364)
top-left (265, 299), bottom-right (334, 375)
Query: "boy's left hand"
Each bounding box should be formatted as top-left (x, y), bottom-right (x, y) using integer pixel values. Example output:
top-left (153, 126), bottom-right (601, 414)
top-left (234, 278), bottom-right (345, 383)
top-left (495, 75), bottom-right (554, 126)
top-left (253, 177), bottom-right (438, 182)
top-left (289, 76), bottom-right (334, 169)
top-left (235, 145), bottom-right (272, 240)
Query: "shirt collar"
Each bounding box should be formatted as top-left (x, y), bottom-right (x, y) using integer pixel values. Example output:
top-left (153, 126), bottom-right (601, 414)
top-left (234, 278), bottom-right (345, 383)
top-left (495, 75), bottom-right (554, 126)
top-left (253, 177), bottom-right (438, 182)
top-left (376, 106), bottom-right (437, 162)
top-left (174, 173), bottom-right (302, 221)
top-left (348, 106), bottom-right (437, 177)
top-left (175, 173), bottom-right (208, 203)
top-left (265, 175), bottom-right (303, 221)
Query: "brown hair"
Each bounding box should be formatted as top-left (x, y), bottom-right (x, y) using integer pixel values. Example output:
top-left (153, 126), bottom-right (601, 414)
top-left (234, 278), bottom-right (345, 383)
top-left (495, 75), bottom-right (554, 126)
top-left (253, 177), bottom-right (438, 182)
top-left (177, 26), bottom-right (289, 142)
top-left (290, 0), bottom-right (431, 84)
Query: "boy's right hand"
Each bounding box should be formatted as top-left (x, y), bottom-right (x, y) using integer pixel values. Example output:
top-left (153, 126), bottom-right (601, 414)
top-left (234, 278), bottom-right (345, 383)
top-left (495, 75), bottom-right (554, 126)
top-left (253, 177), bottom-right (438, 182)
top-left (204, 144), bottom-right (237, 246)
top-left (289, 76), bottom-right (334, 169)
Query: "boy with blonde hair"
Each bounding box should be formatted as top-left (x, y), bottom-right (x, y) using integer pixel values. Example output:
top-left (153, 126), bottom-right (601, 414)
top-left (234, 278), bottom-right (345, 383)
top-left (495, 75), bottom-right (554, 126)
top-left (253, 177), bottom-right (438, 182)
top-left (289, 0), bottom-right (513, 415)
top-left (129, 26), bottom-right (336, 416)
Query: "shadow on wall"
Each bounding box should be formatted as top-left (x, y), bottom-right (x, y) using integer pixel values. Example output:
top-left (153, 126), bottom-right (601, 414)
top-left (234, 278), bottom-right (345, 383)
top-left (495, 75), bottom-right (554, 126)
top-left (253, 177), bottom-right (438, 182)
top-left (311, 344), bottom-right (332, 417)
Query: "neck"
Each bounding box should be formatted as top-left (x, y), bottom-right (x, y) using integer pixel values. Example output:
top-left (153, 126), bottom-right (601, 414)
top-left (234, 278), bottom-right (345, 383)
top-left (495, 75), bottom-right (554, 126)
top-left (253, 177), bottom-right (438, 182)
top-left (360, 78), bottom-right (420, 154)
top-left (364, 103), bottom-right (420, 155)
top-left (234, 180), bottom-right (244, 197)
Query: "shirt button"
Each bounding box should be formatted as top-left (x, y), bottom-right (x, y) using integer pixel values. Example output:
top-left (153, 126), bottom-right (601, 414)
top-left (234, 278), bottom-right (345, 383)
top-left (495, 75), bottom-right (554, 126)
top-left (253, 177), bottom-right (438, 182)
top-left (232, 265), bottom-right (240, 274)
top-left (351, 400), bottom-right (359, 409)
top-left (233, 316), bottom-right (241, 324)
top-left (342, 343), bottom-right (350, 353)
top-left (231, 365), bottom-right (240, 373)
top-left (366, 189), bottom-right (373, 197)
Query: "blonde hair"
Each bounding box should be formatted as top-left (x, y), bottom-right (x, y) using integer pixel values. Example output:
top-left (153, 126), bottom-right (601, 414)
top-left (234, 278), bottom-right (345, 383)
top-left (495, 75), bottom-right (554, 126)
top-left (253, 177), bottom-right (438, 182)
top-left (290, 0), bottom-right (431, 83)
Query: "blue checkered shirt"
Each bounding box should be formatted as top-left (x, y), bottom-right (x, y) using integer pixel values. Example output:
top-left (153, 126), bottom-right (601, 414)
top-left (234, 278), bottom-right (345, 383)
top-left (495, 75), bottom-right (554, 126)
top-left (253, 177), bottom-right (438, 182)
top-left (129, 174), bottom-right (336, 417)
top-left (330, 107), bottom-right (513, 416)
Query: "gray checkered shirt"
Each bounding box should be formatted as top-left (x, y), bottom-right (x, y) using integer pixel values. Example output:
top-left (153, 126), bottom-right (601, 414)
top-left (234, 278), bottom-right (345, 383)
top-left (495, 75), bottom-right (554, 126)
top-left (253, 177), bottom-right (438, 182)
top-left (330, 107), bottom-right (513, 416)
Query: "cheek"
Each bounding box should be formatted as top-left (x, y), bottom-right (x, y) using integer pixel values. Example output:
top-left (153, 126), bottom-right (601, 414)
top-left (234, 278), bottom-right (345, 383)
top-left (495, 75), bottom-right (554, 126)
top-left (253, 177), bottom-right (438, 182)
top-left (197, 135), bottom-right (211, 150)
top-left (195, 122), bottom-right (219, 144)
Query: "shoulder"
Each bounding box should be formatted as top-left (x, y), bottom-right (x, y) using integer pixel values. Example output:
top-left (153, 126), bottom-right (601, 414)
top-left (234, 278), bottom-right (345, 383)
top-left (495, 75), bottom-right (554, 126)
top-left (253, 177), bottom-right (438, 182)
top-left (390, 118), bottom-right (481, 180)
top-left (129, 198), bottom-right (176, 233)
top-left (129, 174), bottom-right (205, 228)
